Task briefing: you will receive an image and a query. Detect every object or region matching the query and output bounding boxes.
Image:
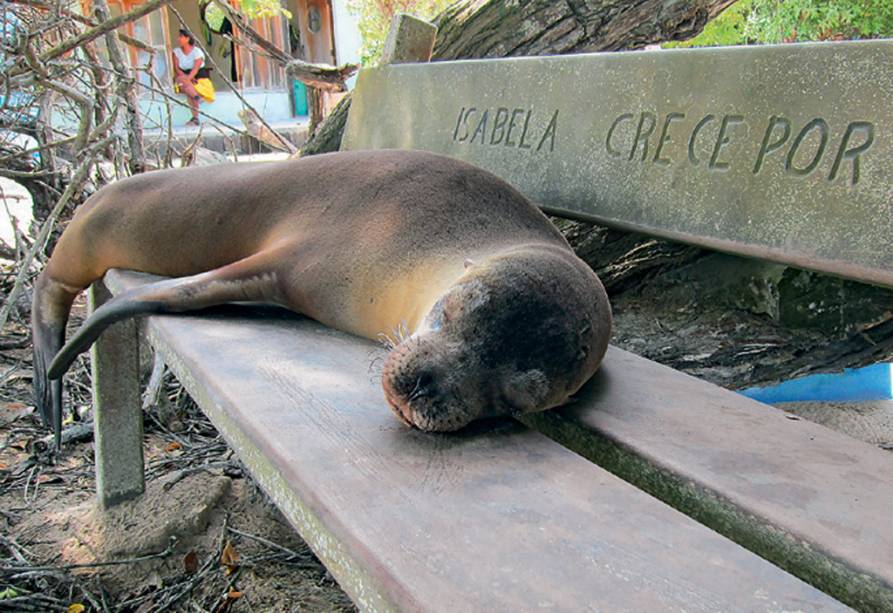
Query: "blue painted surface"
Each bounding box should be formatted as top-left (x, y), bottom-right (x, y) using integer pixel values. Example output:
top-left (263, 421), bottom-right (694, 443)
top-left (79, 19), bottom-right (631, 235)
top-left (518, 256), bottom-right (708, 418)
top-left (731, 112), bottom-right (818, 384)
top-left (50, 90), bottom-right (296, 133)
top-left (740, 363), bottom-right (893, 403)
top-left (293, 81), bottom-right (309, 116)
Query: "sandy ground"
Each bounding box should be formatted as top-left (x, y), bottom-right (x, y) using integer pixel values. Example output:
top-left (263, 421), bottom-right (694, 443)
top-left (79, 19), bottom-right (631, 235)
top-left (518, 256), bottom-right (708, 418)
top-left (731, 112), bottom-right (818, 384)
top-left (774, 400), bottom-right (893, 448)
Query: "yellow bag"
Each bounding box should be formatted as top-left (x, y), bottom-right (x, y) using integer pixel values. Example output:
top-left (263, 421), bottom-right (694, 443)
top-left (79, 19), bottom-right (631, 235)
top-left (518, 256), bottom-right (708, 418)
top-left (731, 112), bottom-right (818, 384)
top-left (194, 78), bottom-right (216, 103)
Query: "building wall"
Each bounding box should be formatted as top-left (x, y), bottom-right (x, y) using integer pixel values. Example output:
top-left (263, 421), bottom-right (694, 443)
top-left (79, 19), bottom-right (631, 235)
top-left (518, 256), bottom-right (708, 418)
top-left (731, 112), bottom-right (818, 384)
top-left (331, 0), bottom-right (361, 89)
top-left (287, 0), bottom-right (335, 64)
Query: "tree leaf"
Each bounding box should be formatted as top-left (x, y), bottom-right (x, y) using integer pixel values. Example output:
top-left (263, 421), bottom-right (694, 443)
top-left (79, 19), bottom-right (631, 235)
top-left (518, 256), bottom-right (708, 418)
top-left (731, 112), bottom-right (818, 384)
top-left (0, 588), bottom-right (19, 599)
top-left (220, 540), bottom-right (239, 573)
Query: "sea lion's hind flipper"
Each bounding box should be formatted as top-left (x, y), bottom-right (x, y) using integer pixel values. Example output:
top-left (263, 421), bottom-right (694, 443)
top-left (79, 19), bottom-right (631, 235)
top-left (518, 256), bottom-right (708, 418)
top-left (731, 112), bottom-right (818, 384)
top-left (33, 318), bottom-right (65, 439)
top-left (32, 274), bottom-right (78, 448)
top-left (47, 254), bottom-right (286, 382)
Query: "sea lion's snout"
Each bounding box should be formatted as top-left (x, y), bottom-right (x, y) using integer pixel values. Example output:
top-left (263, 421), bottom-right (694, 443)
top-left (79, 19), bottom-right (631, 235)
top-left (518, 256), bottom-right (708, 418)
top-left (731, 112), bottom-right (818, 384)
top-left (381, 336), bottom-right (485, 432)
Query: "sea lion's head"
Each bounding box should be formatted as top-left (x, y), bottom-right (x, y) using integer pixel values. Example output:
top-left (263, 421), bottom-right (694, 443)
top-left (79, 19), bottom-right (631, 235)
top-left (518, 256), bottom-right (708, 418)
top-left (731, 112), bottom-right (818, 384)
top-left (381, 246), bottom-right (611, 432)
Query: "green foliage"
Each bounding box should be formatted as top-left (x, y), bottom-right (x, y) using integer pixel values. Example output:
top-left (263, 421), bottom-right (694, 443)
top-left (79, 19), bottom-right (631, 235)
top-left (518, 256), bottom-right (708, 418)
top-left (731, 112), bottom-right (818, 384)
top-left (745, 0), bottom-right (893, 42)
top-left (666, 0), bottom-right (893, 48)
top-left (347, 0), bottom-right (453, 66)
top-left (0, 587), bottom-right (19, 600)
top-left (236, 0), bottom-right (291, 21)
top-left (665, 0), bottom-right (753, 47)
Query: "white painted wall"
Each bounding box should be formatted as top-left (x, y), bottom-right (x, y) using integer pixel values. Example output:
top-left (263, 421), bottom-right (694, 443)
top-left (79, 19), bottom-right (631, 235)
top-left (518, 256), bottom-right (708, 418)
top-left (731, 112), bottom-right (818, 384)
top-left (330, 0), bottom-right (363, 89)
top-left (0, 176), bottom-right (33, 249)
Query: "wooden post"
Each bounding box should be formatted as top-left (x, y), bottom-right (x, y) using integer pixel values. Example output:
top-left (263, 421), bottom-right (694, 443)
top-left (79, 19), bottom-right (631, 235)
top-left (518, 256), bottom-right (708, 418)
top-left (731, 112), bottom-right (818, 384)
top-left (90, 279), bottom-right (145, 508)
top-left (308, 87), bottom-right (325, 135)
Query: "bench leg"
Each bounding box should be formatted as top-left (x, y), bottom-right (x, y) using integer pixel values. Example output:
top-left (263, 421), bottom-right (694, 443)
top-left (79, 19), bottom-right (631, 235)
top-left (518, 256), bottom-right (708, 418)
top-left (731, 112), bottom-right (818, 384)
top-left (89, 279), bottom-right (145, 508)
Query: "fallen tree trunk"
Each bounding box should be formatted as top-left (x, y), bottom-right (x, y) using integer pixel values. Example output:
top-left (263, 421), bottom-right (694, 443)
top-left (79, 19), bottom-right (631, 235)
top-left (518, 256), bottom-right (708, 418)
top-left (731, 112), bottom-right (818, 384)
top-left (432, 0), bottom-right (737, 59)
top-left (302, 0), bottom-right (893, 391)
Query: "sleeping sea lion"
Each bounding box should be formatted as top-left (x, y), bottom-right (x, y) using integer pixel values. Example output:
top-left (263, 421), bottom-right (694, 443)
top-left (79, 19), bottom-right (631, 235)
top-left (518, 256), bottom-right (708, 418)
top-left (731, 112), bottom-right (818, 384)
top-left (32, 149), bottom-right (612, 443)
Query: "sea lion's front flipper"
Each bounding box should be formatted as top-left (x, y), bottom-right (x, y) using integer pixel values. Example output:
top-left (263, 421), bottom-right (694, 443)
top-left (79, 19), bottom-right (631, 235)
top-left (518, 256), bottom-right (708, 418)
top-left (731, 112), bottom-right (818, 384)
top-left (47, 251), bottom-right (287, 394)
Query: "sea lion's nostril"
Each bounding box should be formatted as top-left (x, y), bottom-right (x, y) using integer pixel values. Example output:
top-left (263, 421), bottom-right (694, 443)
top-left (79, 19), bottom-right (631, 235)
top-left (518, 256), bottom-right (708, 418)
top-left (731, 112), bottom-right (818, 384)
top-left (408, 370), bottom-right (435, 401)
top-left (417, 370), bottom-right (434, 389)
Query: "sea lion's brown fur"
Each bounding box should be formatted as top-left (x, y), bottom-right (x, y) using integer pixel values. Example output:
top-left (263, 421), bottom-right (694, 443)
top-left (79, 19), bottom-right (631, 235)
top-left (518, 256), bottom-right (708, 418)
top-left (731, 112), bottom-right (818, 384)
top-left (33, 149), bottom-right (611, 441)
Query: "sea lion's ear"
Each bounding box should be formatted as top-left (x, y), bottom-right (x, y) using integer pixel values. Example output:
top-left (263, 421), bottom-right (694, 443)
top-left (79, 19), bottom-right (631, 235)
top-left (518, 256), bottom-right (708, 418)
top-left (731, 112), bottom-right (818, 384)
top-left (501, 369), bottom-right (550, 415)
top-left (464, 258), bottom-right (476, 270)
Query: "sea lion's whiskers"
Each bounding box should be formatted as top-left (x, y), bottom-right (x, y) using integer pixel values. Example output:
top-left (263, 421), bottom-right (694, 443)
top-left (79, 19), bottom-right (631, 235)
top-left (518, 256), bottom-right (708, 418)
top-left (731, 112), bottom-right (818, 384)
top-left (408, 375), bottom-right (426, 401)
top-left (367, 352), bottom-right (386, 384)
top-left (393, 321), bottom-right (411, 344)
top-left (378, 321), bottom-right (412, 350)
top-left (376, 331), bottom-right (398, 350)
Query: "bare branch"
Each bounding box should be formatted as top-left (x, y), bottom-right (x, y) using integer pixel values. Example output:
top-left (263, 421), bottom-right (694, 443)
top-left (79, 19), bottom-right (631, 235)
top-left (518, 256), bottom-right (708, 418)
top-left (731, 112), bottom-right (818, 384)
top-left (7, 0), bottom-right (175, 75)
top-left (92, 0), bottom-right (146, 173)
top-left (11, 0), bottom-right (155, 53)
top-left (0, 137), bottom-right (113, 330)
top-left (285, 60), bottom-right (358, 93)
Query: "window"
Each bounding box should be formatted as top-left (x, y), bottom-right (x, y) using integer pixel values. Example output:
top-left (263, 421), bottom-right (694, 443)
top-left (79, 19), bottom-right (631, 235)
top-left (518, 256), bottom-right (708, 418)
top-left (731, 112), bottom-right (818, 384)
top-left (236, 12), bottom-right (289, 90)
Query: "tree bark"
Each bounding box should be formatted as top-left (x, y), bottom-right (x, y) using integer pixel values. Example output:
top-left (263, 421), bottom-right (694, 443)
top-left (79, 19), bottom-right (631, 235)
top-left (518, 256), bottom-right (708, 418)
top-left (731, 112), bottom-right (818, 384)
top-left (8, 0), bottom-right (177, 76)
top-left (432, 0), bottom-right (737, 59)
top-left (300, 94), bottom-right (351, 156)
top-left (300, 0), bottom-right (893, 391)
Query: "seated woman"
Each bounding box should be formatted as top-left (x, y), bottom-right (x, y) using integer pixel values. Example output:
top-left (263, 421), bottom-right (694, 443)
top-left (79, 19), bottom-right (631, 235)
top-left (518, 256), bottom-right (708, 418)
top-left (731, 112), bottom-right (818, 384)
top-left (172, 29), bottom-right (208, 126)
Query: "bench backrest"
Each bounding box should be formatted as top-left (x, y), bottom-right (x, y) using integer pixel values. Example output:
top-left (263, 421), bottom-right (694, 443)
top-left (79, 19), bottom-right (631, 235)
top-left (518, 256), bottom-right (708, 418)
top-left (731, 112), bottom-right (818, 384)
top-left (342, 40), bottom-right (893, 288)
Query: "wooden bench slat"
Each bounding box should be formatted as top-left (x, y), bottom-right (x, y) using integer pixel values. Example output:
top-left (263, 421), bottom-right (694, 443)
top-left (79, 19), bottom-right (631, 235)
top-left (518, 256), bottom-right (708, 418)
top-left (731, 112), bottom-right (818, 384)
top-left (522, 346), bottom-right (893, 611)
top-left (107, 269), bottom-right (847, 612)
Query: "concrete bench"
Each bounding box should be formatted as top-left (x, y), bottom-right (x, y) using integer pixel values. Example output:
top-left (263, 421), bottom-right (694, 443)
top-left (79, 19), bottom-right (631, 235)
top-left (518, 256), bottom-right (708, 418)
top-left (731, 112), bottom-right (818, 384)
top-left (88, 17), bottom-right (893, 612)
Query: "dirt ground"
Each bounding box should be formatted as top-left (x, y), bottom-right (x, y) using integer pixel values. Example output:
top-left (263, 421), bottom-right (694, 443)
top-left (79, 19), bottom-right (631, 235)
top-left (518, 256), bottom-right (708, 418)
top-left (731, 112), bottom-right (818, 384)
top-left (0, 289), bottom-right (355, 612)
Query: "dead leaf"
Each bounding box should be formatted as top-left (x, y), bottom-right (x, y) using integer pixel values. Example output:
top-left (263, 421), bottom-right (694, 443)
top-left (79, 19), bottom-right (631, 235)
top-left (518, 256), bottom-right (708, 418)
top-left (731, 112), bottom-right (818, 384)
top-left (183, 550), bottom-right (199, 574)
top-left (165, 441), bottom-right (182, 452)
top-left (68, 604), bottom-right (86, 613)
top-left (212, 588), bottom-right (244, 613)
top-left (220, 540), bottom-right (239, 574)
